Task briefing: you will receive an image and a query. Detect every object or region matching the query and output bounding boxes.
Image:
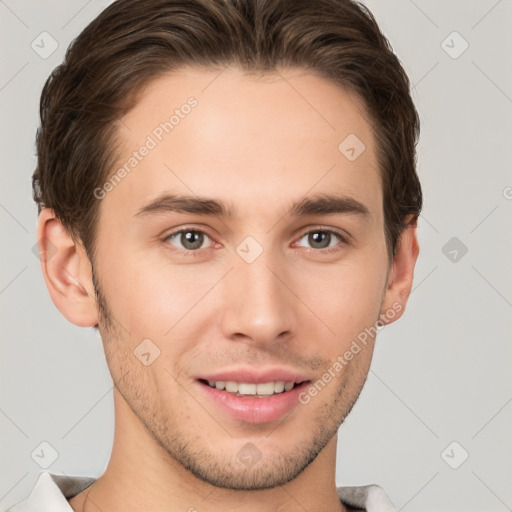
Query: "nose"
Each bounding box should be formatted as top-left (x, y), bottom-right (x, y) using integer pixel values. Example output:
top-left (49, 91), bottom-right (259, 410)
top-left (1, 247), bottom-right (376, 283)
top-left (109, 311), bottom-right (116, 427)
top-left (219, 245), bottom-right (296, 348)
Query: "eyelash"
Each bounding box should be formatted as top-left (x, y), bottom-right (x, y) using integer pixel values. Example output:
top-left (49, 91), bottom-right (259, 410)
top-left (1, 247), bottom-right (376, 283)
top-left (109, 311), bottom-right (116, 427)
top-left (162, 226), bottom-right (349, 256)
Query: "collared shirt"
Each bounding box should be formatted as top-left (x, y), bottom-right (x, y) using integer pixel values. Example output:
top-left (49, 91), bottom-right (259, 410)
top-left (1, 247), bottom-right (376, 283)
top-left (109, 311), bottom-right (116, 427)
top-left (4, 471), bottom-right (397, 512)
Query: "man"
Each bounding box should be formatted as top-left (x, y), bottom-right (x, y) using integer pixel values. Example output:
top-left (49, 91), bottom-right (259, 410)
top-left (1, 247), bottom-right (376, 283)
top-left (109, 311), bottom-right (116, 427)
top-left (6, 0), bottom-right (421, 510)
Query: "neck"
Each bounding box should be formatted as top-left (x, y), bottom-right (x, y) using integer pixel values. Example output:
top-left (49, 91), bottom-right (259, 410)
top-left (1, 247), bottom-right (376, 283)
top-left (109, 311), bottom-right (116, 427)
top-left (70, 387), bottom-right (349, 512)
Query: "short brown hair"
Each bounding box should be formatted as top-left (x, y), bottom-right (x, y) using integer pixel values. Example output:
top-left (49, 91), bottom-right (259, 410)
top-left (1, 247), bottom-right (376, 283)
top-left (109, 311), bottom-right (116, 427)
top-left (33, 0), bottom-right (421, 263)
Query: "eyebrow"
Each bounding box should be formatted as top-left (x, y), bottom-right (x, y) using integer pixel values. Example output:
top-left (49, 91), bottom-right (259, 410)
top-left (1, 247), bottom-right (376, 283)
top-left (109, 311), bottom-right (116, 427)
top-left (134, 192), bottom-right (370, 219)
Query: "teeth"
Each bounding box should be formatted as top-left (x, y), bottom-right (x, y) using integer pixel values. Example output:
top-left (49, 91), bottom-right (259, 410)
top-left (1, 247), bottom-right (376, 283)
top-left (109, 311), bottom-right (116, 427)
top-left (274, 381), bottom-right (285, 393)
top-left (256, 382), bottom-right (275, 396)
top-left (225, 381), bottom-right (238, 392)
top-left (238, 382), bottom-right (257, 395)
top-left (206, 380), bottom-right (297, 396)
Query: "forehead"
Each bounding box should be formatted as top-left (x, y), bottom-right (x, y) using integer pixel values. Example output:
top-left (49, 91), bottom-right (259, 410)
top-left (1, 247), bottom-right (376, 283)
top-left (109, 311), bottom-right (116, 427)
top-left (103, 66), bottom-right (382, 224)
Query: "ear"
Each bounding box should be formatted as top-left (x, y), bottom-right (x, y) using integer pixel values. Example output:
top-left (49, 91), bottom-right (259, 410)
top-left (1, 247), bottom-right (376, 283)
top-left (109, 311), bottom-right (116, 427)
top-left (379, 216), bottom-right (420, 326)
top-left (36, 208), bottom-right (99, 327)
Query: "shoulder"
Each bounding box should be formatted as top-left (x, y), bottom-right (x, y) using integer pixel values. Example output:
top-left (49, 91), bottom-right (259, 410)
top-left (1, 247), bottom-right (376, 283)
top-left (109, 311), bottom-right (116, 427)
top-left (3, 471), bottom-right (96, 512)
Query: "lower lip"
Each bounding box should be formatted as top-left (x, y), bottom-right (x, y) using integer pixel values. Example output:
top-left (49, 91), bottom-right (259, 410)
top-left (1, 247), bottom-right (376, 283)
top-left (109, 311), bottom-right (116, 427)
top-left (196, 380), bottom-right (310, 424)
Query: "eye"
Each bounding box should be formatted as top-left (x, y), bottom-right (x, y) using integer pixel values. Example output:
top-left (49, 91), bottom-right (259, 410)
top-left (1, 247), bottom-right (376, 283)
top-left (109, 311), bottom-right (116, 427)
top-left (164, 229), bottom-right (213, 253)
top-left (295, 229), bottom-right (346, 253)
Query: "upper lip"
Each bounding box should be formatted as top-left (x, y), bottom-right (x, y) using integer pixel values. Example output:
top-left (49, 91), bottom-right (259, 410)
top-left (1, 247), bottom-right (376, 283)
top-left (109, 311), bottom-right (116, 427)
top-left (198, 367), bottom-right (311, 384)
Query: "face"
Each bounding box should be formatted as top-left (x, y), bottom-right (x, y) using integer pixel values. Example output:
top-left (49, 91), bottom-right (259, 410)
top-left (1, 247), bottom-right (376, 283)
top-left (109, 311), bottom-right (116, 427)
top-left (91, 66), bottom-right (392, 490)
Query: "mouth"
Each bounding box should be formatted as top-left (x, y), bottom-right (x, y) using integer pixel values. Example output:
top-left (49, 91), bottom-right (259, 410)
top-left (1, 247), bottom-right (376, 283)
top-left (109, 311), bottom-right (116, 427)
top-left (196, 377), bottom-right (311, 423)
top-left (198, 378), bottom-right (306, 398)
top-left (195, 367), bottom-right (312, 423)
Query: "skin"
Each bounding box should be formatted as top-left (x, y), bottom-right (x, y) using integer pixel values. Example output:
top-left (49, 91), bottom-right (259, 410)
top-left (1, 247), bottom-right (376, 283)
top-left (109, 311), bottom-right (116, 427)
top-left (38, 65), bottom-right (419, 512)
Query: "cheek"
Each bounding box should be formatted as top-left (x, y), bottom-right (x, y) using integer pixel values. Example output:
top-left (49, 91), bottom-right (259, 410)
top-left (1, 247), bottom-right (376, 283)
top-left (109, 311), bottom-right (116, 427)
top-left (293, 258), bottom-right (387, 345)
top-left (102, 254), bottom-right (209, 338)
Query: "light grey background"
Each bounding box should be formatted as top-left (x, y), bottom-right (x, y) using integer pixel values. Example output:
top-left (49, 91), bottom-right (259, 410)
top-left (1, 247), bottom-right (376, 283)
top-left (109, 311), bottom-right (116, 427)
top-left (1, 1), bottom-right (511, 510)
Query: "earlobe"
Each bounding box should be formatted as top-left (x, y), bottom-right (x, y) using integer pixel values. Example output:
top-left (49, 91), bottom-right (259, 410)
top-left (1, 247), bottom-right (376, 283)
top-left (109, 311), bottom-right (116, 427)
top-left (379, 217), bottom-right (420, 326)
top-left (36, 208), bottom-right (99, 328)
